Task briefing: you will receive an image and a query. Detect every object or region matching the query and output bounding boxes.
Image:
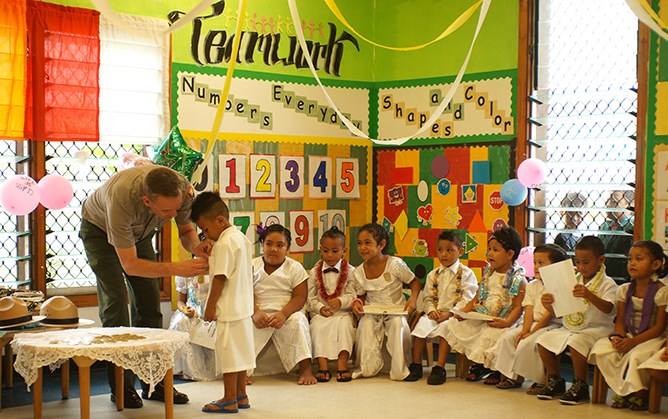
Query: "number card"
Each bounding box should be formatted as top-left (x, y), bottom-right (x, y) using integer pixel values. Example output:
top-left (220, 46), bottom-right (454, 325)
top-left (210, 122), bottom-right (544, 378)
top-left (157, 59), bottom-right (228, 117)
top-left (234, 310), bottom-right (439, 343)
top-left (318, 210), bottom-right (347, 234)
top-left (260, 211), bottom-right (285, 228)
top-left (290, 211), bottom-right (314, 253)
top-left (336, 158), bottom-right (360, 199)
top-left (219, 154), bottom-right (246, 199)
top-left (193, 154), bottom-right (214, 194)
top-left (308, 156), bottom-right (332, 199)
top-left (250, 154), bottom-right (277, 199)
top-left (279, 156), bottom-right (305, 199)
top-left (230, 212), bottom-right (256, 244)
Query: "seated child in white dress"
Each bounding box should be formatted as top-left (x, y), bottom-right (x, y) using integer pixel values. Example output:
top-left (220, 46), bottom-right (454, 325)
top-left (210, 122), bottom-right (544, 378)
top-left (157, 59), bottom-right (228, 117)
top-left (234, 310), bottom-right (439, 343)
top-left (405, 230), bottom-right (478, 385)
top-left (191, 192), bottom-right (256, 413)
top-left (168, 274), bottom-right (217, 381)
top-left (445, 226), bottom-right (527, 386)
top-left (351, 223), bottom-right (421, 381)
top-left (535, 236), bottom-right (618, 404)
top-left (492, 244), bottom-right (568, 393)
top-left (589, 240), bottom-right (668, 411)
top-left (251, 224), bottom-right (317, 385)
top-left (639, 307), bottom-right (668, 385)
top-left (307, 226), bottom-right (357, 383)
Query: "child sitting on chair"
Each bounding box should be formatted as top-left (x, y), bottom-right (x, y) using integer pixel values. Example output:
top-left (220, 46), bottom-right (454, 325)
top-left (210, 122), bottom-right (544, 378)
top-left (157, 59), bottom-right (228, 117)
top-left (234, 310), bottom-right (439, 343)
top-left (492, 244), bottom-right (568, 393)
top-left (535, 236), bottom-right (618, 404)
top-left (252, 224), bottom-right (317, 385)
top-left (351, 223), bottom-right (421, 381)
top-left (405, 230), bottom-right (478, 385)
top-left (589, 240), bottom-right (668, 411)
top-left (445, 227), bottom-right (527, 386)
top-left (168, 274), bottom-right (217, 381)
top-left (307, 226), bottom-right (357, 383)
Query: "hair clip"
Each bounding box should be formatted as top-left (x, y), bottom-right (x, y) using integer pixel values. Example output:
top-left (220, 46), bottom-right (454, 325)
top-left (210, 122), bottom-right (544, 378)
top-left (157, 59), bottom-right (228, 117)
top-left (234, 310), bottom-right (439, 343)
top-left (256, 222), bottom-right (267, 238)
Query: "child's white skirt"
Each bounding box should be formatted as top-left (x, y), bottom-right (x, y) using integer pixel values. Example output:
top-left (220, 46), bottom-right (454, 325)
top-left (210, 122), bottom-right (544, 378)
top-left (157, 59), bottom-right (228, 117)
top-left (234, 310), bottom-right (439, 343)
top-left (215, 316), bottom-right (256, 375)
top-left (310, 311), bottom-right (355, 360)
top-left (411, 315), bottom-right (450, 340)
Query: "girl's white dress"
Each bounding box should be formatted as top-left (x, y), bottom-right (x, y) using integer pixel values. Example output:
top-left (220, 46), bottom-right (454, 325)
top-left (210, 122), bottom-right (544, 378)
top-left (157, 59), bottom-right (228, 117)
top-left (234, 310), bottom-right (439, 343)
top-left (639, 306), bottom-right (668, 372)
top-left (589, 283), bottom-right (668, 396)
top-left (168, 275), bottom-right (218, 381)
top-left (535, 269), bottom-right (617, 358)
top-left (445, 264), bottom-right (526, 369)
top-left (252, 256), bottom-right (312, 374)
top-left (411, 260), bottom-right (478, 340)
top-left (492, 279), bottom-right (561, 382)
top-left (352, 256), bottom-right (415, 380)
top-left (307, 259), bottom-right (357, 360)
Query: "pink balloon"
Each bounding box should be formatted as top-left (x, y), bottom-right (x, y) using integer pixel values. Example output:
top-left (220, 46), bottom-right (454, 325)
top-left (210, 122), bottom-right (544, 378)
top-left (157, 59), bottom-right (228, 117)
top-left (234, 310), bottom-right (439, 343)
top-left (1, 175), bottom-right (40, 216)
top-left (517, 158), bottom-right (548, 188)
top-left (38, 174), bottom-right (74, 210)
top-left (516, 246), bottom-right (535, 278)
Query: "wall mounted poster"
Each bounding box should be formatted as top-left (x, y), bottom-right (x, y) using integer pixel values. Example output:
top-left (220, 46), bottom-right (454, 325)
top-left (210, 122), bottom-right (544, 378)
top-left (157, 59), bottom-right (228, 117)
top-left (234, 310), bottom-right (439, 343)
top-left (181, 136), bottom-right (372, 268)
top-left (375, 144), bottom-right (511, 282)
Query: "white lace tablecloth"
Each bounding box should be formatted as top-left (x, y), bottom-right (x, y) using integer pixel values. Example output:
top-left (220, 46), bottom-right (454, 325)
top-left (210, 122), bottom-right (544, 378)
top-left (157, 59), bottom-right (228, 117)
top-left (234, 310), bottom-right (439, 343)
top-left (11, 327), bottom-right (189, 394)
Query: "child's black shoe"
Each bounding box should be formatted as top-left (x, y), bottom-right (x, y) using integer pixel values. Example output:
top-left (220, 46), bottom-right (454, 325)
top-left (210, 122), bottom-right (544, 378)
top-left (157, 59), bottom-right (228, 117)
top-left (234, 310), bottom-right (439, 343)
top-left (427, 366), bottom-right (447, 385)
top-left (404, 363), bottom-right (423, 381)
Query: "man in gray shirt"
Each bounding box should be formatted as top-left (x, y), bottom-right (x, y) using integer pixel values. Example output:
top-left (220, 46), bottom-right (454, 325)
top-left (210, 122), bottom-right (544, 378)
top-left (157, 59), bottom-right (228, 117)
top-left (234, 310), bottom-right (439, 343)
top-left (80, 165), bottom-right (210, 408)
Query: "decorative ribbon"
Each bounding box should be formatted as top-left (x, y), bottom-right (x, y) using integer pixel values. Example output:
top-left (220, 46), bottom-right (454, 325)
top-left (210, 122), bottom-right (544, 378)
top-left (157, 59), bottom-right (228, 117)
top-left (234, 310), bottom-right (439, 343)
top-left (190, 0), bottom-right (248, 186)
top-left (324, 0), bottom-right (482, 51)
top-left (288, 0), bottom-right (492, 145)
top-left (90, 0), bottom-right (217, 35)
top-left (625, 0), bottom-right (668, 42)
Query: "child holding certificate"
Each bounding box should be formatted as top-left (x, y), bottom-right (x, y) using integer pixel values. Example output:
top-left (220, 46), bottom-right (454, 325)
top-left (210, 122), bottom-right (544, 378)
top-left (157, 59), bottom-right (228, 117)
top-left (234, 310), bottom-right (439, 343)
top-left (307, 227), bottom-right (357, 383)
top-left (535, 236), bottom-right (618, 404)
top-left (405, 230), bottom-right (478, 385)
top-left (492, 244), bottom-right (568, 392)
top-left (351, 223), bottom-right (421, 380)
top-left (589, 240), bottom-right (667, 411)
top-left (445, 227), bottom-right (527, 385)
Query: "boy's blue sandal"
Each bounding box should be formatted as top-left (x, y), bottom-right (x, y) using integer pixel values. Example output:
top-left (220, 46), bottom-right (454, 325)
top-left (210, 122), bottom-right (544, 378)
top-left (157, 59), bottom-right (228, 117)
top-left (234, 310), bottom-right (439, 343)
top-left (237, 395), bottom-right (251, 409)
top-left (202, 400), bottom-right (238, 414)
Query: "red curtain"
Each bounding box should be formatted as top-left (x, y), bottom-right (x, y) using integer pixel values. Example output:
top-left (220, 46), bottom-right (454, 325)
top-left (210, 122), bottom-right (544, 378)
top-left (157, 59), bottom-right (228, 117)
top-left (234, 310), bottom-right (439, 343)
top-left (26, 0), bottom-right (100, 141)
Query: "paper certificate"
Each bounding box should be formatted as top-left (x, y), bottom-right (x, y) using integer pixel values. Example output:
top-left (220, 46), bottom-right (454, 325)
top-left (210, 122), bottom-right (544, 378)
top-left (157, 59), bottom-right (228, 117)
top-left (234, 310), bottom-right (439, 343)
top-left (363, 304), bottom-right (407, 315)
top-left (450, 308), bottom-right (496, 322)
top-left (190, 319), bottom-right (217, 349)
top-left (539, 259), bottom-right (587, 318)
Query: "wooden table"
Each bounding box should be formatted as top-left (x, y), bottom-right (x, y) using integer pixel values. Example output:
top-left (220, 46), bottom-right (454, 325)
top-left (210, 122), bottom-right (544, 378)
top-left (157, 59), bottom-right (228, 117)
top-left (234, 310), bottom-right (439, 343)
top-left (11, 327), bottom-right (188, 419)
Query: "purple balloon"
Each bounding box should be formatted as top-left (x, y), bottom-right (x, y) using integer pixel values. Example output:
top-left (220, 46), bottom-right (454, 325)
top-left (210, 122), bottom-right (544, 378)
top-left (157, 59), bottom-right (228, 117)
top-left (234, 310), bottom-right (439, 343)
top-left (1, 175), bottom-right (40, 216)
top-left (431, 155), bottom-right (450, 179)
top-left (38, 174), bottom-right (74, 210)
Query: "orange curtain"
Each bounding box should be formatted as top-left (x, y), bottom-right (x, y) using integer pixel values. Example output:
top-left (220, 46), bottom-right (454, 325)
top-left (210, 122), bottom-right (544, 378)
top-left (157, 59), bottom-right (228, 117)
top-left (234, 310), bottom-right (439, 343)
top-left (0, 0), bottom-right (27, 139)
top-left (26, 0), bottom-right (100, 141)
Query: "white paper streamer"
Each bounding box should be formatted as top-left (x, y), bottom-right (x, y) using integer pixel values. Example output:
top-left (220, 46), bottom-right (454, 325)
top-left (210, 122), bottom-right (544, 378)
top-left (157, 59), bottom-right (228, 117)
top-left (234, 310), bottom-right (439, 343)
top-left (287, 0), bottom-right (492, 145)
top-left (625, 0), bottom-right (668, 43)
top-left (90, 0), bottom-right (216, 35)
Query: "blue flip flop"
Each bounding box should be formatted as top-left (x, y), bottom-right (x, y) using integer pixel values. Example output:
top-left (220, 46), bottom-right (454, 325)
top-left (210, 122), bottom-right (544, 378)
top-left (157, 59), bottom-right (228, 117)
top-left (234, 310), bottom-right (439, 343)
top-left (237, 395), bottom-right (250, 409)
top-left (202, 400), bottom-right (238, 414)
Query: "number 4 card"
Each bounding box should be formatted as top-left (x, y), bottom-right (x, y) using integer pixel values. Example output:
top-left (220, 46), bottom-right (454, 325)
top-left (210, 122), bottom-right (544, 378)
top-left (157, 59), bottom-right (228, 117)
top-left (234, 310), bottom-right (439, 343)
top-left (308, 156), bottom-right (332, 199)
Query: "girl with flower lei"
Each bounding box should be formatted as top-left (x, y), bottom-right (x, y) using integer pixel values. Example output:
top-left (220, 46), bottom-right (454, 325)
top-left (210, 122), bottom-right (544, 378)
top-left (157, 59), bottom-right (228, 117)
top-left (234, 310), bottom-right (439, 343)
top-left (307, 227), bottom-right (357, 383)
top-left (591, 241), bottom-right (668, 411)
top-left (444, 227), bottom-right (527, 386)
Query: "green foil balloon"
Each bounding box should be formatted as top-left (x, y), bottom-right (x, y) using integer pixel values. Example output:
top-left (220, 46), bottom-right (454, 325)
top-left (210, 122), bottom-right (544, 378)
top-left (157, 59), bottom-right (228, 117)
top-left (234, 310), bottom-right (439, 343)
top-left (152, 126), bottom-right (203, 181)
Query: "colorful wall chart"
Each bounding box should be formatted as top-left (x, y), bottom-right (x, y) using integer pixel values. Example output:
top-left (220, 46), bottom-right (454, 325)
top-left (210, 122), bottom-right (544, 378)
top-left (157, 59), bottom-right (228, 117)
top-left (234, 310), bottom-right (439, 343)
top-left (375, 144), bottom-right (512, 282)
top-left (184, 136), bottom-right (372, 267)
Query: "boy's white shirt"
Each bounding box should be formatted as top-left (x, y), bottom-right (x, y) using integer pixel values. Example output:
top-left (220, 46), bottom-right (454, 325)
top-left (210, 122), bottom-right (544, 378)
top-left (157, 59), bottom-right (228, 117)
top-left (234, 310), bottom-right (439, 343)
top-left (563, 273), bottom-right (617, 330)
top-left (307, 259), bottom-right (357, 315)
top-left (422, 260), bottom-right (478, 315)
top-left (209, 227), bottom-right (254, 322)
top-left (523, 279), bottom-right (562, 326)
